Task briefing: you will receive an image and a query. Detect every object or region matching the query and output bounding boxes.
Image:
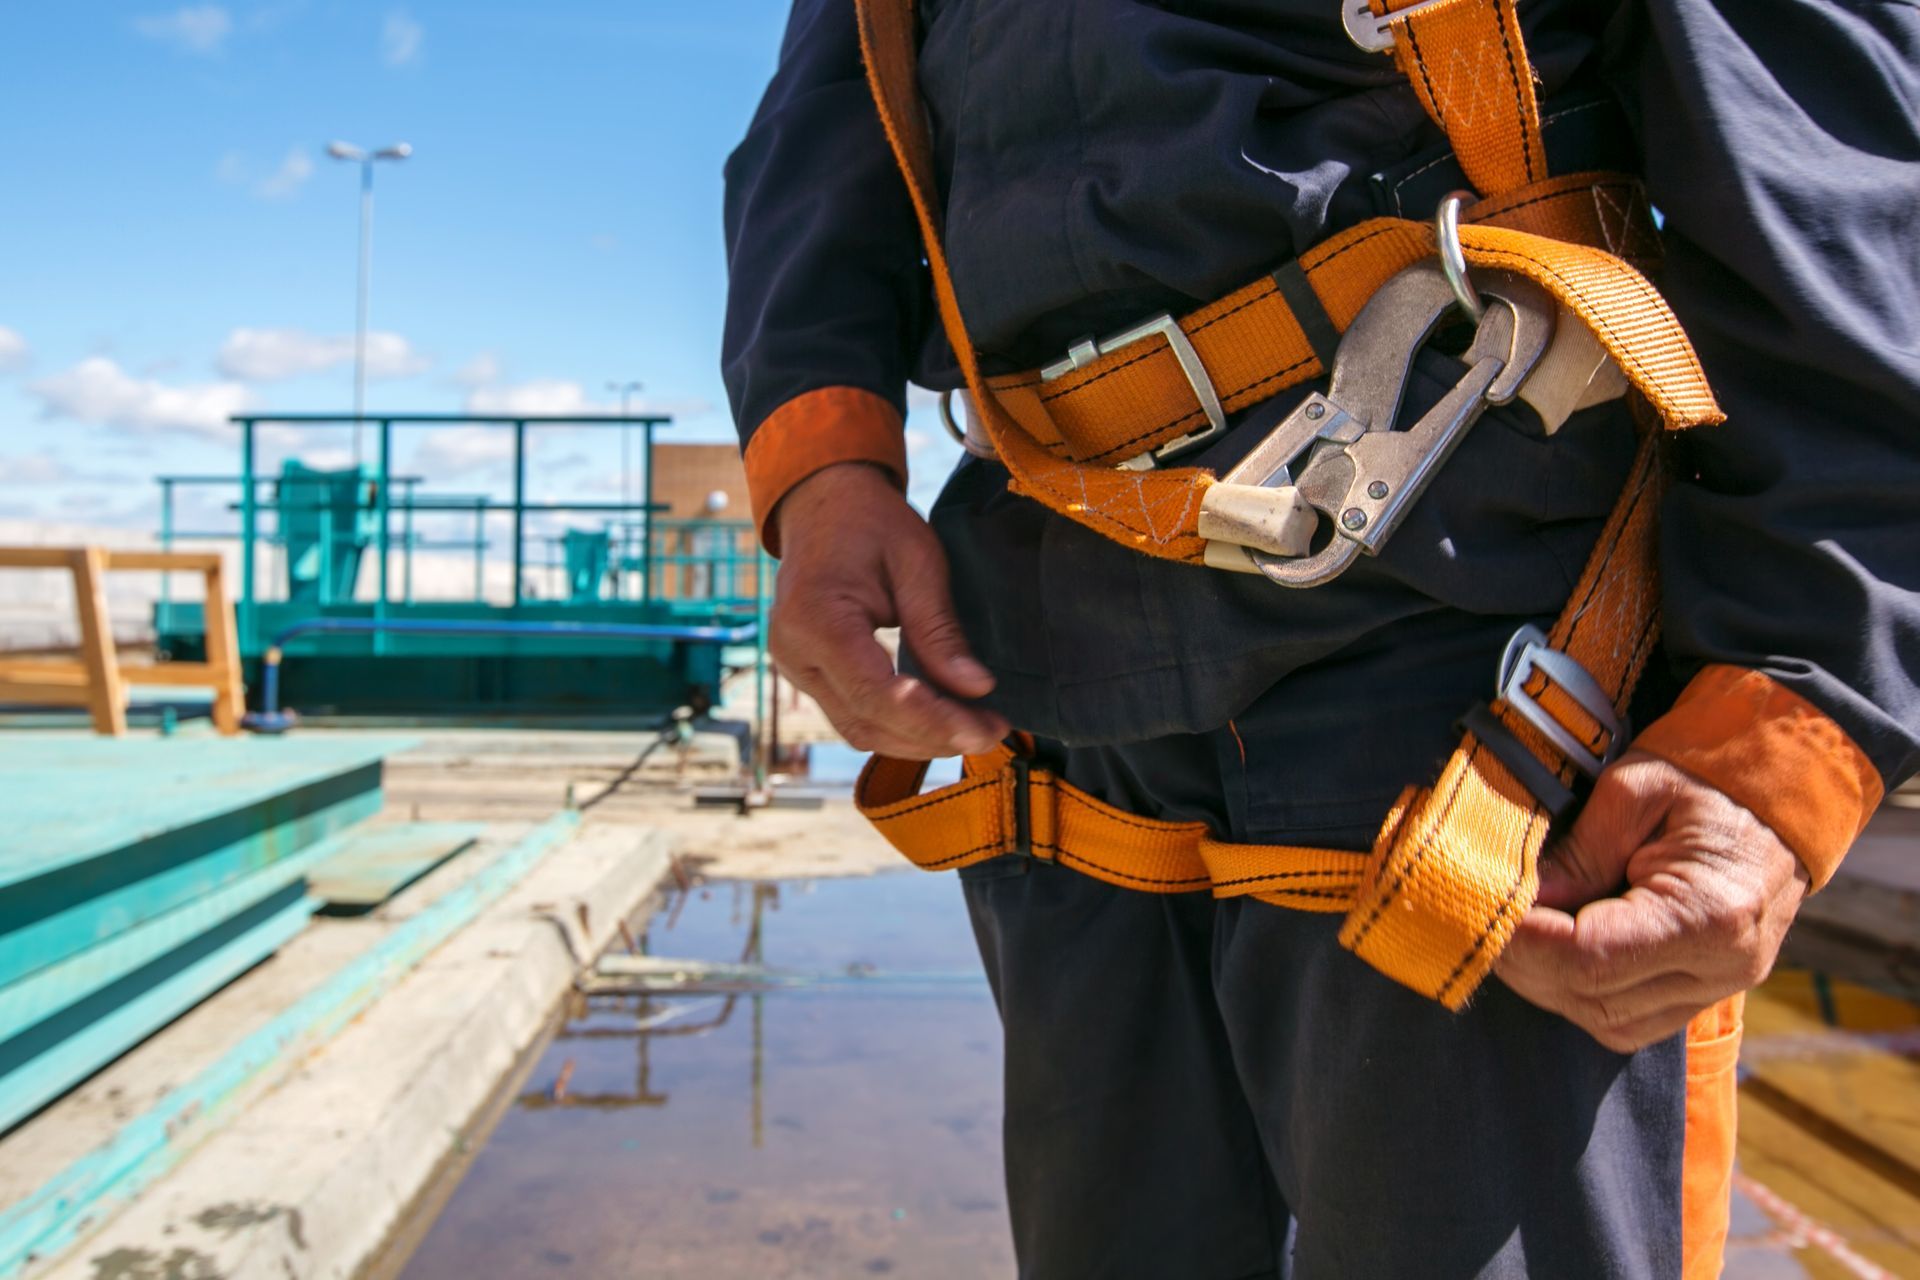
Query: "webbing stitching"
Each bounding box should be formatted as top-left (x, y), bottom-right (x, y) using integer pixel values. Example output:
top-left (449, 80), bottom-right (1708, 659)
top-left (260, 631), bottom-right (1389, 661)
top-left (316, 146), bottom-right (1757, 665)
top-left (1079, 354), bottom-right (1317, 463)
top-left (1405, 23), bottom-right (1446, 129)
top-left (918, 837), bottom-right (1013, 869)
top-left (1056, 847), bottom-right (1213, 889)
top-left (1038, 282), bottom-right (1281, 403)
top-left (1488, 0), bottom-right (1537, 183)
top-left (1252, 887), bottom-right (1357, 902)
top-left (1055, 784), bottom-right (1209, 837)
top-left (1346, 732), bottom-right (1486, 949)
top-left (868, 773), bottom-right (999, 821)
top-left (1209, 866), bottom-right (1366, 890)
top-left (1435, 857), bottom-right (1532, 1003)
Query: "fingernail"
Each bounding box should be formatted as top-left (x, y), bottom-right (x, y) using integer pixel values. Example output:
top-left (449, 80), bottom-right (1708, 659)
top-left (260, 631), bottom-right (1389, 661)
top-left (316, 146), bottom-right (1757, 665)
top-left (951, 657), bottom-right (992, 684)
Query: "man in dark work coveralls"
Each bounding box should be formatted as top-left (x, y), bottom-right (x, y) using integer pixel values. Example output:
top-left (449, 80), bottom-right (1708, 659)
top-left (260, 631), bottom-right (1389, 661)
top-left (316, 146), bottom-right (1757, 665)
top-left (721, 1), bottom-right (1920, 1275)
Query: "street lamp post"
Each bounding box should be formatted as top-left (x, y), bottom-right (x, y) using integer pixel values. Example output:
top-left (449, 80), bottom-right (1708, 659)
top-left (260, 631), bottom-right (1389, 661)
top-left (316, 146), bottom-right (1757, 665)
top-left (606, 379), bottom-right (644, 596)
top-left (327, 140), bottom-right (412, 465)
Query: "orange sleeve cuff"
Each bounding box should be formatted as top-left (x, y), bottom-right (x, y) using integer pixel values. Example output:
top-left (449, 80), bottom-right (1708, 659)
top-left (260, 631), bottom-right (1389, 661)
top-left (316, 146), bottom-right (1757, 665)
top-left (743, 386), bottom-right (907, 554)
top-left (1634, 664), bottom-right (1883, 889)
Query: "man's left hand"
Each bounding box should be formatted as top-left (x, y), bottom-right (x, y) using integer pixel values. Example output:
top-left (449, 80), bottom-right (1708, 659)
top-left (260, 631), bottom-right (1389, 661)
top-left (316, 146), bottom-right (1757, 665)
top-left (1495, 750), bottom-right (1811, 1053)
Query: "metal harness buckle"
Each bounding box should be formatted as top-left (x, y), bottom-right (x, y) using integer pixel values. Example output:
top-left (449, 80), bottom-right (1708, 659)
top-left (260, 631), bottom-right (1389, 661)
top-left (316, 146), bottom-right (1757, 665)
top-left (1341, 0), bottom-right (1460, 53)
top-left (1042, 313), bottom-right (1229, 469)
top-left (1218, 259), bottom-right (1556, 587)
top-left (1497, 623), bottom-right (1628, 779)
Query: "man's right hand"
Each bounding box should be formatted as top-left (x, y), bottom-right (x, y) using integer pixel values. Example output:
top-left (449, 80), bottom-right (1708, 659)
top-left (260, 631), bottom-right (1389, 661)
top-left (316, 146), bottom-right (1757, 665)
top-left (769, 462), bottom-right (1011, 761)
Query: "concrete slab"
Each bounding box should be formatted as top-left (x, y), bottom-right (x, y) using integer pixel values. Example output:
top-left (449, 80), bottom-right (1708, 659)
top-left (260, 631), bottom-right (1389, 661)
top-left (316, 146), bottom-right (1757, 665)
top-left (26, 820), bottom-right (673, 1280)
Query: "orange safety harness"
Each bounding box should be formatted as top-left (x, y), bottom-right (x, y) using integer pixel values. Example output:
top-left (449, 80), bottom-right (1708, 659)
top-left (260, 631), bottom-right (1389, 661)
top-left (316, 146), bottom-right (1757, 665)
top-left (850, 0), bottom-right (1724, 1010)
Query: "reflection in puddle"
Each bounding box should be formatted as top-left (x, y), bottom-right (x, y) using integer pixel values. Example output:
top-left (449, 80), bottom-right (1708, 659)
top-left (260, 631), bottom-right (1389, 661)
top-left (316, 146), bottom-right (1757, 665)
top-left (395, 867), bottom-right (1920, 1278)
top-left (397, 872), bottom-right (1012, 1279)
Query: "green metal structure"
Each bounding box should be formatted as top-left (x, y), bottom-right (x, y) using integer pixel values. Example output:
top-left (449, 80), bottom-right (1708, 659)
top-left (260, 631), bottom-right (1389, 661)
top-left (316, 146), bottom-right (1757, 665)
top-left (153, 414), bottom-right (772, 720)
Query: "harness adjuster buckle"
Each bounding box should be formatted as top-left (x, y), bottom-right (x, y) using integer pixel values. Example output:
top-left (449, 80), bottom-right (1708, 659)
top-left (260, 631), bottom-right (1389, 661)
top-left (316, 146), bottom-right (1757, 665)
top-left (1041, 313), bottom-right (1228, 469)
top-left (1497, 624), bottom-right (1628, 780)
top-left (1007, 755), bottom-right (1035, 858)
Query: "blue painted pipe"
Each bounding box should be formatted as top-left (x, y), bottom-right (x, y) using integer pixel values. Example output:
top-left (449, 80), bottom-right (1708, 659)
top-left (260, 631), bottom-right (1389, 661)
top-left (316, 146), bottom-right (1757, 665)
top-left (255, 616), bottom-right (760, 721)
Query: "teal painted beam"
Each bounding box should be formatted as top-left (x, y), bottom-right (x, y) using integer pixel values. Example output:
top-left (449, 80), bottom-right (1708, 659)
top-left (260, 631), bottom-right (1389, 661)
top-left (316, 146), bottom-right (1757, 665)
top-left (3, 736), bottom-right (412, 889)
top-left (0, 780), bottom-right (379, 991)
top-left (0, 811), bottom-right (580, 1277)
top-left (0, 821), bottom-right (372, 1043)
top-left (0, 885), bottom-right (315, 1135)
top-left (307, 821), bottom-right (484, 910)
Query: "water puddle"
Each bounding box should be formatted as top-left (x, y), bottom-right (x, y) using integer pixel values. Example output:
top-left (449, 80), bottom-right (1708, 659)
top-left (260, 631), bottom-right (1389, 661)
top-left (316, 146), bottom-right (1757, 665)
top-left (394, 871), bottom-right (1013, 1279)
top-left (386, 861), bottom-right (1920, 1279)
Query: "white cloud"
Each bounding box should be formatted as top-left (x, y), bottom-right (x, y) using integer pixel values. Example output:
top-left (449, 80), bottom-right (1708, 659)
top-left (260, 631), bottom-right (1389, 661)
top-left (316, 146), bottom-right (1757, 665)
top-left (0, 454), bottom-right (72, 486)
top-left (381, 11), bottom-right (423, 66)
top-left (463, 379), bottom-right (609, 417)
top-left (254, 147), bottom-right (313, 199)
top-left (406, 426), bottom-right (518, 477)
top-left (450, 352), bottom-right (502, 389)
top-left (133, 5), bottom-right (232, 54)
top-left (216, 328), bottom-right (429, 381)
top-left (0, 326), bottom-right (27, 373)
top-left (28, 357), bottom-right (253, 439)
top-left (217, 148), bottom-right (317, 201)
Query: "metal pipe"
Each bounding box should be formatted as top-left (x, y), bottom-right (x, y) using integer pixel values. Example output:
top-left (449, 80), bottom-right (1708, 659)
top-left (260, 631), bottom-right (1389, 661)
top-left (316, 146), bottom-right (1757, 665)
top-left (511, 419), bottom-right (527, 602)
top-left (239, 420), bottom-right (257, 641)
top-left (375, 418), bottom-right (392, 654)
top-left (257, 616), bottom-right (759, 717)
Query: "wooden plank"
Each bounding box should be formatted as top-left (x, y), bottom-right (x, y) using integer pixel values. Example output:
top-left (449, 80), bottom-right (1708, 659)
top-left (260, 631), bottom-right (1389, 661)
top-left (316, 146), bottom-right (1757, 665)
top-left (112, 662), bottom-right (222, 688)
top-left (0, 812), bottom-right (580, 1274)
top-left (306, 822), bottom-right (484, 908)
top-left (0, 661), bottom-right (87, 684)
top-left (1738, 1092), bottom-right (1920, 1277)
top-left (0, 684), bottom-right (92, 708)
top-left (199, 560), bottom-right (243, 735)
top-left (100, 550), bottom-right (223, 572)
top-left (0, 547), bottom-right (79, 570)
top-left (68, 547), bottom-right (125, 737)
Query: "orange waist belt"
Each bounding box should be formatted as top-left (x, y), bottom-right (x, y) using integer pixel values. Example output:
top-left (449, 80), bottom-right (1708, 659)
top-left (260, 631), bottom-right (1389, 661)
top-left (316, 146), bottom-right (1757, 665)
top-left (851, 0), bottom-right (1723, 1010)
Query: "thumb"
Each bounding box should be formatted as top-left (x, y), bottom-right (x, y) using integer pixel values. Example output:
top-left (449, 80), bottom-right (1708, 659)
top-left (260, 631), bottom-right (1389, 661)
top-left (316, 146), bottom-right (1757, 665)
top-left (886, 529), bottom-right (995, 700)
top-left (1536, 755), bottom-right (1671, 911)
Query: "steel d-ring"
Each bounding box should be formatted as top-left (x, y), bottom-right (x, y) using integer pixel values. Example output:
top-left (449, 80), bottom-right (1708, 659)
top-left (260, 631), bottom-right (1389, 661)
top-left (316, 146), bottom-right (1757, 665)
top-left (937, 389), bottom-right (968, 446)
top-left (1434, 192), bottom-right (1485, 324)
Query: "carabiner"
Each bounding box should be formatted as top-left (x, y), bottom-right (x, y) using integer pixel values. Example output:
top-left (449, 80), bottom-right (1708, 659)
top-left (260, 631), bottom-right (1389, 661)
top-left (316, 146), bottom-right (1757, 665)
top-left (1215, 260), bottom-right (1554, 588)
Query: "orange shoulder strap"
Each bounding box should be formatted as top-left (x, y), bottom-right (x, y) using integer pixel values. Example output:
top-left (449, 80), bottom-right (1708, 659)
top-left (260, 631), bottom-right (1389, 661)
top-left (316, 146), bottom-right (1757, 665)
top-left (1371, 0), bottom-right (1547, 197)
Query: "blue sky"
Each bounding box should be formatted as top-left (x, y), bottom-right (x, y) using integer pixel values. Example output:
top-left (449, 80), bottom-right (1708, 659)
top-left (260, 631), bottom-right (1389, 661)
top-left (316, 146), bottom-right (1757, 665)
top-left (0, 3), bottom-right (959, 534)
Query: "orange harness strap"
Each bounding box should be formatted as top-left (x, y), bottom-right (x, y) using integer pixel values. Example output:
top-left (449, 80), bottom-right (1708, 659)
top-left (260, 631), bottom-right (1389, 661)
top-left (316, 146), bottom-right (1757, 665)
top-left (856, 427), bottom-right (1656, 1006)
top-left (850, 0), bottom-right (1722, 1008)
top-left (857, 749), bottom-right (1373, 912)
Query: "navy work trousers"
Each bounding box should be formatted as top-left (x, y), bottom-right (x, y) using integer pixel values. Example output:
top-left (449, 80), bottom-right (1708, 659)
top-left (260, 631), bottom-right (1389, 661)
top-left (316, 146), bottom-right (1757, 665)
top-left (957, 620), bottom-right (1706, 1279)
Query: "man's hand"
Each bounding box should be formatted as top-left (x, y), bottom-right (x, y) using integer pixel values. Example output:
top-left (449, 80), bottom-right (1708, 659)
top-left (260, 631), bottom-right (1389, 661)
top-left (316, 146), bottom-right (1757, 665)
top-left (769, 462), bottom-right (1010, 760)
top-left (1496, 750), bottom-right (1809, 1053)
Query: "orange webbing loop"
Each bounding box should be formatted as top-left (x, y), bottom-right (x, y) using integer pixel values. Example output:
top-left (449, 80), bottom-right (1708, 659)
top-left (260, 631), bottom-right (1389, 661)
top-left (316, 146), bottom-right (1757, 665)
top-left (1343, 423), bottom-right (1667, 1007)
top-left (855, 746), bottom-right (1371, 910)
top-left (1370, 0), bottom-right (1547, 197)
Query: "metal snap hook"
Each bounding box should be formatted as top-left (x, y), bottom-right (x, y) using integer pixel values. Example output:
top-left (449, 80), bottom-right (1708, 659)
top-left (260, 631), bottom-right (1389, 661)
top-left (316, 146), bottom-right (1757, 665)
top-left (1434, 192), bottom-right (1485, 324)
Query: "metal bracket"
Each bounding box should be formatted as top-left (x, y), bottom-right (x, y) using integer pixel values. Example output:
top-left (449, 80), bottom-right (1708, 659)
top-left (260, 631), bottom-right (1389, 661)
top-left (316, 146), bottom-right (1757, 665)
top-left (1341, 0), bottom-right (1465, 54)
top-left (1497, 624), bottom-right (1628, 779)
top-left (1042, 313), bottom-right (1228, 468)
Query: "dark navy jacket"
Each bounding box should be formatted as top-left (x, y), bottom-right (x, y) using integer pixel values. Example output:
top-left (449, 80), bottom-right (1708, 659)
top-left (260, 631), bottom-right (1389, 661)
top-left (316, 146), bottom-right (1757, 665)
top-left (721, 0), bottom-right (1920, 854)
